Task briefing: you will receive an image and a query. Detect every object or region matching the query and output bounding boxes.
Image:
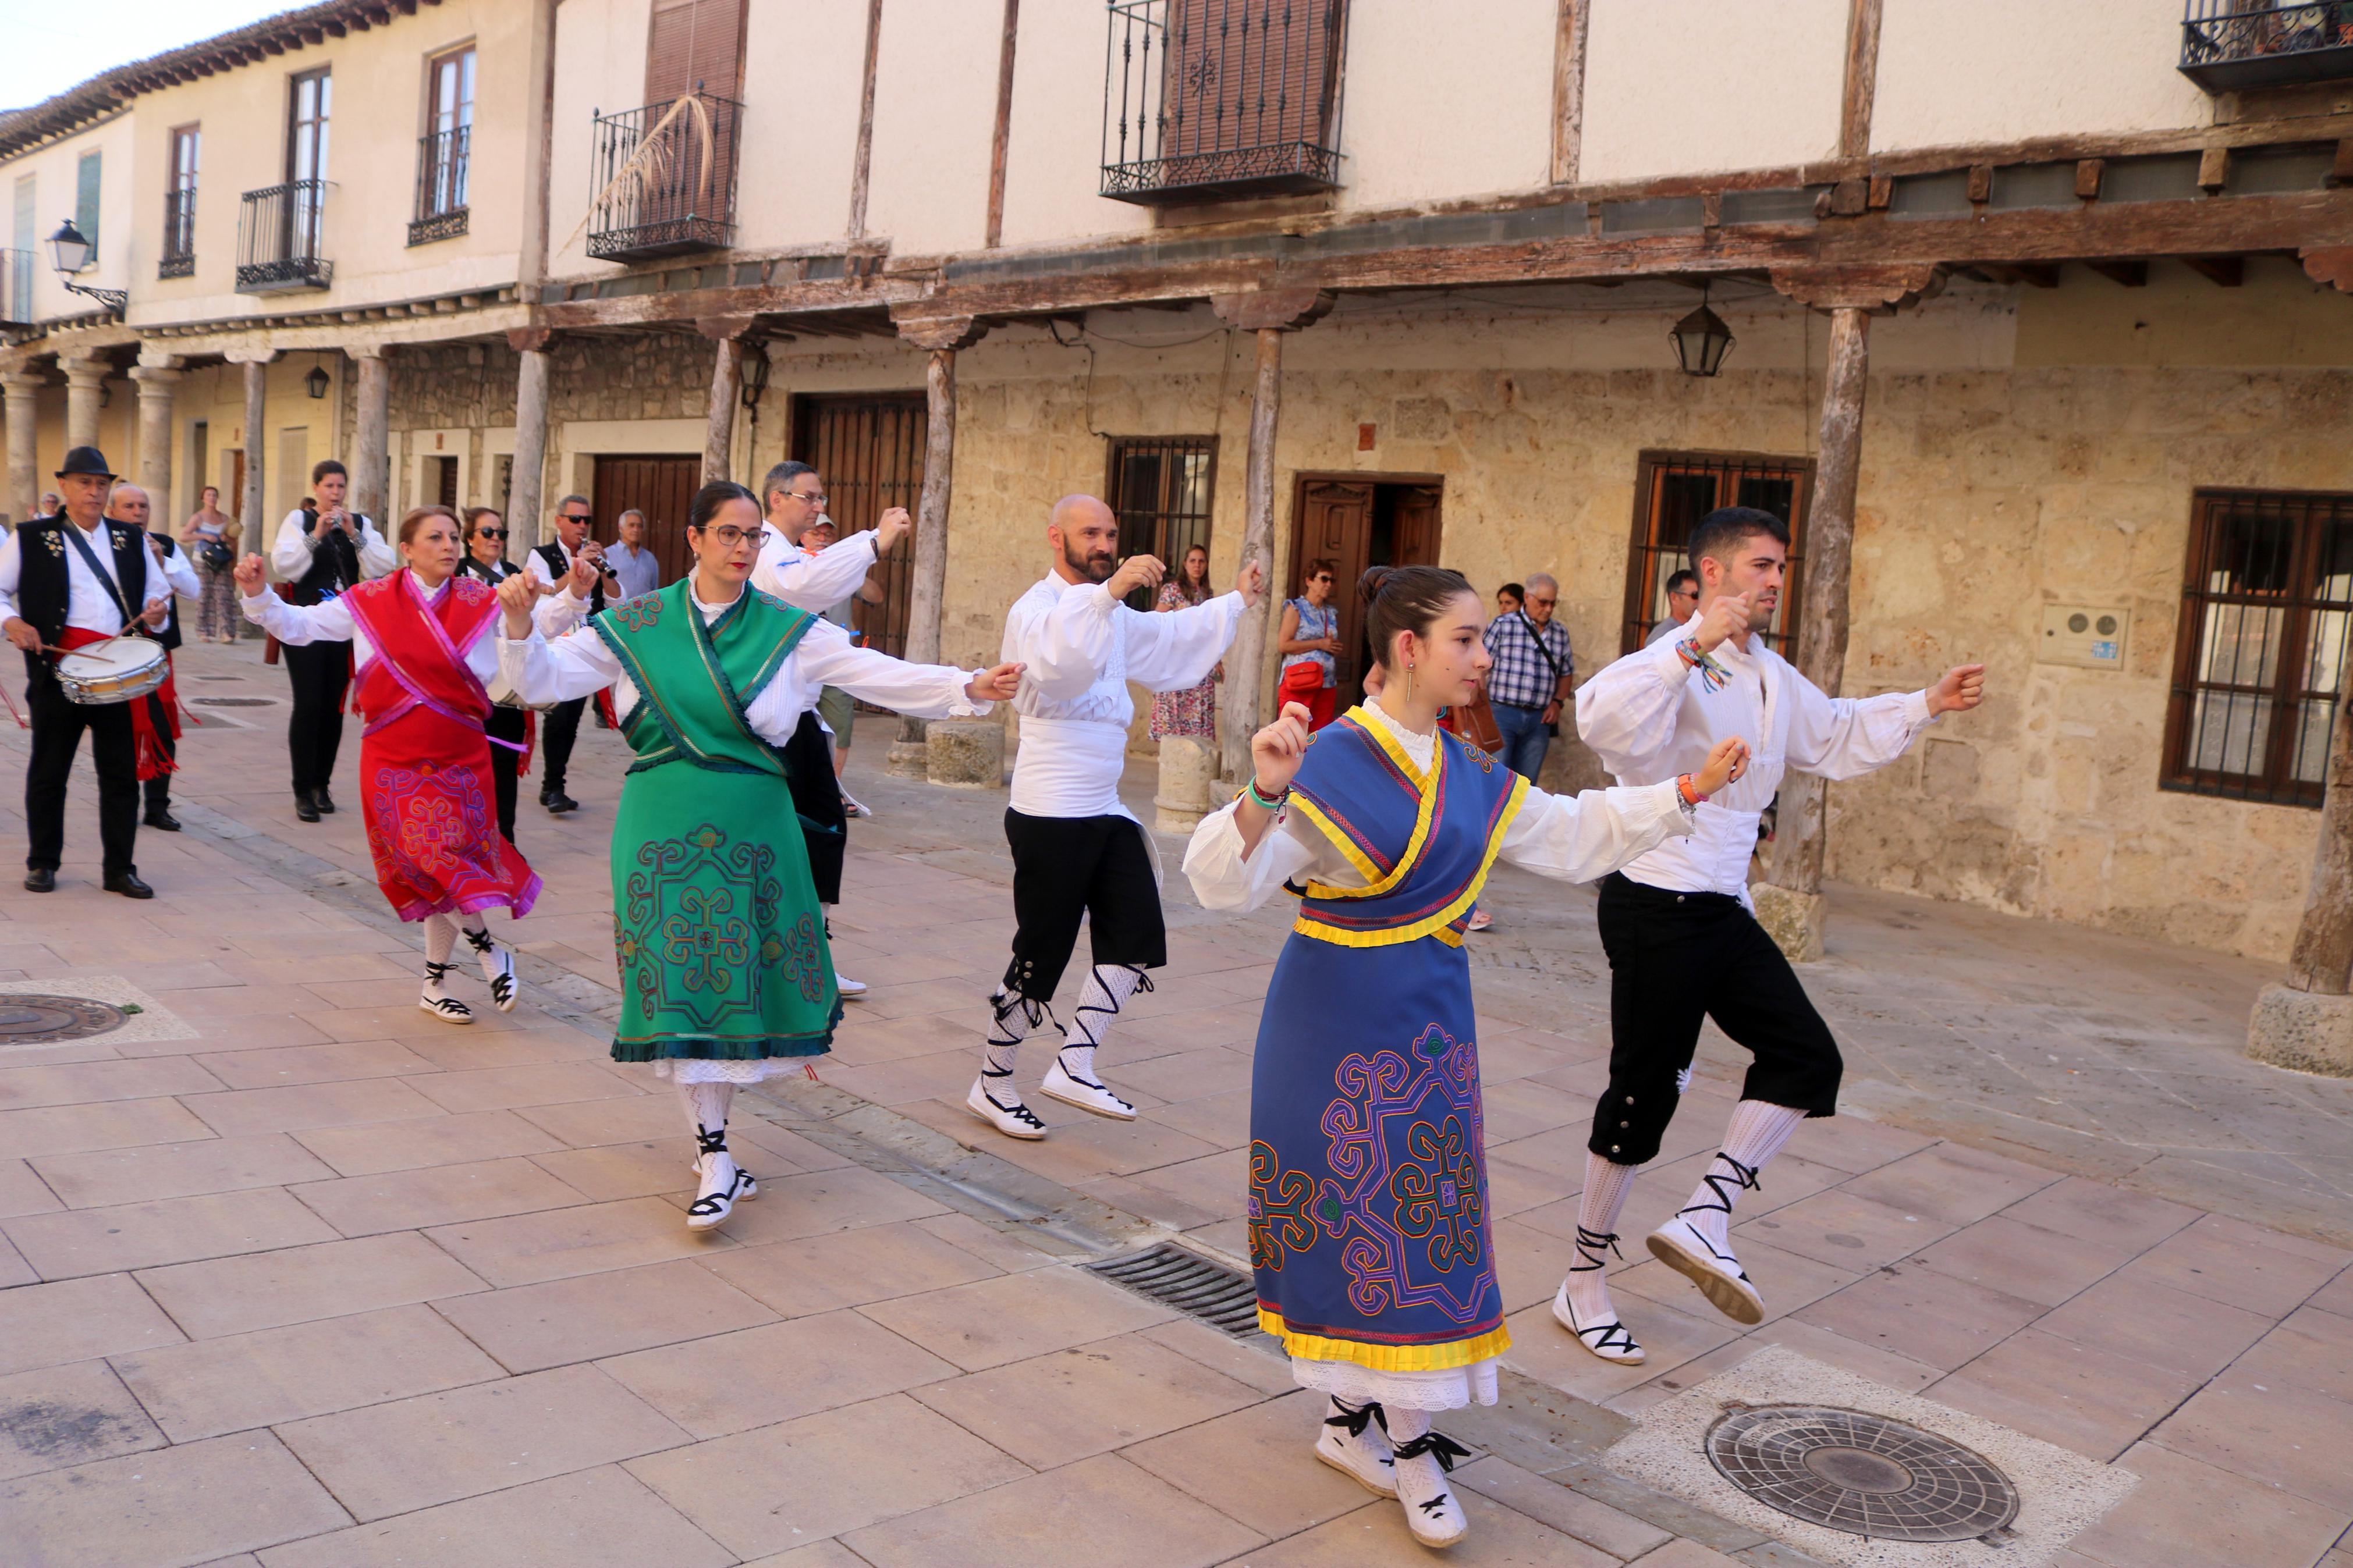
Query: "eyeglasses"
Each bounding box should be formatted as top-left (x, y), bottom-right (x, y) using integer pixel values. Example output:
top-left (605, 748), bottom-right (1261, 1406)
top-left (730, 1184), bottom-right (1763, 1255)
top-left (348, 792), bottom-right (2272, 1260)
top-left (474, 528), bottom-right (506, 538)
top-left (1529, 598), bottom-right (1558, 608)
top-left (559, 514), bottom-right (591, 525)
top-left (787, 491), bottom-right (828, 507)
top-left (700, 525), bottom-right (757, 547)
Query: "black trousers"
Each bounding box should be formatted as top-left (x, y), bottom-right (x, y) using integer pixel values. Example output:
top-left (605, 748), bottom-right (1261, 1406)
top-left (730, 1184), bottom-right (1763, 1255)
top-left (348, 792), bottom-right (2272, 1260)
top-left (783, 712), bottom-right (846, 905)
top-left (143, 688), bottom-right (176, 813)
top-left (1002, 810), bottom-right (1166, 1002)
top-left (282, 639), bottom-right (350, 796)
top-left (24, 677), bottom-right (139, 877)
top-left (540, 697), bottom-right (585, 798)
top-left (1588, 872), bottom-right (1842, 1165)
top-left (486, 705), bottom-right (527, 845)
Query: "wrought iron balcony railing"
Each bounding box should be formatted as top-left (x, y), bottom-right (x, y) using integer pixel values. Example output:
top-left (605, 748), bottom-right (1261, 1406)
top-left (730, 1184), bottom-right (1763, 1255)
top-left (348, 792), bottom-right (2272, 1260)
top-left (586, 93), bottom-right (743, 262)
top-left (2181, 0), bottom-right (2353, 91)
top-left (411, 125), bottom-right (470, 246)
top-left (236, 179), bottom-right (333, 293)
top-left (0, 249), bottom-right (32, 327)
top-left (1101, 0), bottom-right (1347, 205)
top-left (159, 190), bottom-right (196, 279)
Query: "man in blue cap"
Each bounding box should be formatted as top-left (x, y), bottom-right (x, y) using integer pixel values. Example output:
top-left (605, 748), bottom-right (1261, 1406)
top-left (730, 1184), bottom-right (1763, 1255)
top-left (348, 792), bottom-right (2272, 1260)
top-left (0, 447), bottom-right (171, 895)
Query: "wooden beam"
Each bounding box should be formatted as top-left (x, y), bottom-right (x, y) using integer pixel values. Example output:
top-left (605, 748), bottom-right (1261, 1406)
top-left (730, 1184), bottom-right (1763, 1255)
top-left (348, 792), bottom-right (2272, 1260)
top-left (984, 0), bottom-right (1020, 248)
top-left (1967, 164), bottom-right (1993, 205)
top-left (2075, 158), bottom-right (2105, 201)
top-left (2085, 259), bottom-right (2148, 287)
top-left (1550, 1), bottom-right (1591, 184)
top-left (2332, 139), bottom-right (2353, 189)
top-left (1771, 264), bottom-right (1940, 310)
top-left (1838, 0), bottom-right (1884, 159)
top-left (2287, 691), bottom-right (2353, 993)
top-left (2181, 254), bottom-right (2245, 286)
top-left (2199, 145), bottom-right (2230, 193)
top-left (848, 0), bottom-right (885, 239)
top-left (1210, 289), bottom-right (1337, 332)
top-left (2304, 247), bottom-right (2353, 292)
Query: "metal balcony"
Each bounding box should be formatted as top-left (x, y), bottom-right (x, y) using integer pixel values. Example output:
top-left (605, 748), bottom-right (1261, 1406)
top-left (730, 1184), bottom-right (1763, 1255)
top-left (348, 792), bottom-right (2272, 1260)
top-left (410, 125), bottom-right (470, 246)
top-left (585, 93), bottom-right (743, 262)
top-left (236, 179), bottom-right (333, 293)
top-left (2181, 0), bottom-right (2353, 91)
top-left (0, 250), bottom-right (30, 327)
top-left (1101, 0), bottom-right (1347, 205)
top-left (159, 190), bottom-right (196, 279)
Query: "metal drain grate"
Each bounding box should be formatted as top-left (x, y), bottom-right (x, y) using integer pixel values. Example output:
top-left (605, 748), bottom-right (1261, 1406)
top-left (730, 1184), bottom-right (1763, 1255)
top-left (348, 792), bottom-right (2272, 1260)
top-left (1088, 1243), bottom-right (1265, 1338)
top-left (0, 995), bottom-right (129, 1043)
top-left (190, 696), bottom-right (276, 707)
top-left (1706, 1405), bottom-right (2019, 1542)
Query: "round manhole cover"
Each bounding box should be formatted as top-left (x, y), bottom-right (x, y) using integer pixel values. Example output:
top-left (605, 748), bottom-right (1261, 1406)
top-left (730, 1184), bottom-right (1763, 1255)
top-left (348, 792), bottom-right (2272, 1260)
top-left (0, 994), bottom-right (130, 1043)
top-left (190, 696), bottom-right (276, 707)
top-left (1706, 1405), bottom-right (2018, 1542)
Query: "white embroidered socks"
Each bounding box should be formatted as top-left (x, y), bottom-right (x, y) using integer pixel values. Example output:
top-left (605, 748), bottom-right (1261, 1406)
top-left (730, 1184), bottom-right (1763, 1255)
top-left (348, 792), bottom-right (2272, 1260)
top-left (1680, 1100), bottom-right (1807, 1250)
top-left (1059, 963), bottom-right (1148, 1083)
top-left (1564, 1154), bottom-right (1639, 1327)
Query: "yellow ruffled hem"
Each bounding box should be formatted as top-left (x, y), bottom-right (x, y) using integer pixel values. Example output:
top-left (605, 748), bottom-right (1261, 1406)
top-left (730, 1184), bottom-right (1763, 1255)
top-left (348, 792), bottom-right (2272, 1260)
top-left (1258, 1309), bottom-right (1512, 1371)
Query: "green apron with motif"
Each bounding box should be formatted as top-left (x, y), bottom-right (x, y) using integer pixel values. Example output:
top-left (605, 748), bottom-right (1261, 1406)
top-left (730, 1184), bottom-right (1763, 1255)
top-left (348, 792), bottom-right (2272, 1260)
top-left (595, 581), bottom-right (842, 1064)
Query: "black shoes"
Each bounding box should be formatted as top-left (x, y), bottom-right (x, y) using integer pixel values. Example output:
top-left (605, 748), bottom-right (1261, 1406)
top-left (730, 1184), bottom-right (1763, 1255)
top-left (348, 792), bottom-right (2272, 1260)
top-left (23, 868), bottom-right (55, 893)
top-left (314, 788), bottom-right (336, 815)
top-left (541, 791), bottom-right (578, 815)
top-left (103, 872), bottom-right (154, 899)
top-left (295, 790), bottom-right (321, 823)
top-left (144, 809), bottom-right (182, 832)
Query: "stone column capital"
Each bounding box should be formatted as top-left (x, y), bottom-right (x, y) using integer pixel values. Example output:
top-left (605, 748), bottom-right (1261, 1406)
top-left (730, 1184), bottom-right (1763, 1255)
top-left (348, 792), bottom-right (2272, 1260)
top-left (222, 347), bottom-right (281, 366)
top-left (506, 327), bottom-right (553, 354)
top-left (0, 369), bottom-right (47, 396)
top-left (890, 311), bottom-right (987, 351)
top-left (129, 364), bottom-right (183, 386)
top-left (1209, 289), bottom-right (1336, 333)
top-left (135, 347), bottom-right (183, 372)
top-left (58, 355), bottom-right (112, 387)
top-left (347, 343), bottom-right (391, 362)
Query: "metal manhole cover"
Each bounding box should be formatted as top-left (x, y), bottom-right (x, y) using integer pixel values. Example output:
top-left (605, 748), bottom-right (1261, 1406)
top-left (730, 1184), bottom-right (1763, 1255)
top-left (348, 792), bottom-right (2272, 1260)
top-left (190, 696), bottom-right (276, 706)
top-left (1706, 1405), bottom-right (2018, 1542)
top-left (0, 994), bottom-right (129, 1043)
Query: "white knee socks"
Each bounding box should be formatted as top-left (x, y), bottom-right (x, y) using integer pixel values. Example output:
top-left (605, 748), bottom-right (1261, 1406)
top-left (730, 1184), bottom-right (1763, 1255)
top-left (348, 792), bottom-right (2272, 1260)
top-left (1060, 964), bottom-right (1149, 1083)
top-left (423, 913), bottom-right (457, 966)
top-left (679, 1080), bottom-right (734, 1140)
top-left (982, 990), bottom-right (1051, 1082)
top-left (1679, 1100), bottom-right (1808, 1250)
top-left (1565, 1154), bottom-right (1640, 1324)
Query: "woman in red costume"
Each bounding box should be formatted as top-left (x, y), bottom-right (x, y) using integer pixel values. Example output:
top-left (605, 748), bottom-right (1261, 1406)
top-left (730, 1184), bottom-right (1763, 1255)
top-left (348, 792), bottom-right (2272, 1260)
top-left (236, 506), bottom-right (540, 1023)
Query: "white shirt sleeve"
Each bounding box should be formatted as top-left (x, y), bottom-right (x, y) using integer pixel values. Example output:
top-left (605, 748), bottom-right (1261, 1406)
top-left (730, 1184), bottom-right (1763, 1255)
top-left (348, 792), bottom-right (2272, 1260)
top-left (0, 528), bottom-right (24, 623)
top-left (498, 623), bottom-right (622, 707)
top-left (1783, 671), bottom-right (1936, 781)
top-left (752, 532), bottom-right (879, 613)
top-left (786, 616), bottom-right (988, 725)
top-left (354, 520), bottom-right (396, 579)
top-left (1181, 797), bottom-right (1330, 912)
top-left (242, 589), bottom-right (356, 645)
top-left (534, 589), bottom-right (588, 638)
top-left (522, 550), bottom-right (553, 586)
top-left (1497, 778), bottom-right (1692, 883)
top-left (160, 544), bottom-right (201, 600)
top-left (269, 510), bottom-right (314, 577)
top-left (1021, 582), bottom-right (1119, 701)
top-left (1574, 633), bottom-right (1699, 781)
top-left (1123, 592), bottom-right (1246, 692)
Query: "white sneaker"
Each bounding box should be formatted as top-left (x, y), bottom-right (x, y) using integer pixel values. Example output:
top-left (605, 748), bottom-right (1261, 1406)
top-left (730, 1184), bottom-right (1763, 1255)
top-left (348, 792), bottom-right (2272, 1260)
top-left (839, 788), bottom-right (872, 819)
top-left (686, 1150), bottom-right (756, 1230)
top-left (418, 962), bottom-right (473, 1026)
top-left (835, 972), bottom-right (868, 999)
top-left (1314, 1400), bottom-right (1397, 1496)
top-left (1038, 1055), bottom-right (1137, 1120)
top-left (1393, 1435), bottom-right (1472, 1548)
top-left (966, 1074), bottom-right (1047, 1140)
top-left (1646, 1214), bottom-right (1765, 1325)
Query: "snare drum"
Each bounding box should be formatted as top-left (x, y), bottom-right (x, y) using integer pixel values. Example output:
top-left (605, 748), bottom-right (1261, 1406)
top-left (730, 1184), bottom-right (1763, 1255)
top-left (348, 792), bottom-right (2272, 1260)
top-left (54, 639), bottom-right (170, 706)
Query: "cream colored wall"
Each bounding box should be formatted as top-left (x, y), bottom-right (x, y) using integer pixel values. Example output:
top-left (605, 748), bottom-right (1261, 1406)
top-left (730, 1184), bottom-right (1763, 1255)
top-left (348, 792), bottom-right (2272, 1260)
top-left (861, 0), bottom-right (1002, 255)
top-left (1580, 0), bottom-right (1847, 182)
top-left (549, 0), bottom-right (653, 278)
top-left (1872, 0), bottom-right (2210, 154)
top-left (3, 116), bottom-right (137, 323)
top-left (1337, 0), bottom-right (1555, 209)
top-left (729, 1), bottom-right (869, 255)
top-left (995, 0), bottom-right (1154, 249)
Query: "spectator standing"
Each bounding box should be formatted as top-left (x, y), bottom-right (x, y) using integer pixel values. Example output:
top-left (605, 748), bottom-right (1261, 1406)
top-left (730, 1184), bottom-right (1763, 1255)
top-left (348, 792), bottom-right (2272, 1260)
top-left (458, 507), bottom-right (531, 847)
top-left (180, 485), bottom-right (241, 642)
top-left (1149, 543), bottom-right (1220, 745)
top-left (1482, 570), bottom-right (1574, 781)
top-left (1277, 558), bottom-right (1342, 730)
top-left (608, 508), bottom-right (661, 599)
top-left (1647, 568), bottom-right (1701, 644)
top-left (1496, 582), bottom-right (1524, 619)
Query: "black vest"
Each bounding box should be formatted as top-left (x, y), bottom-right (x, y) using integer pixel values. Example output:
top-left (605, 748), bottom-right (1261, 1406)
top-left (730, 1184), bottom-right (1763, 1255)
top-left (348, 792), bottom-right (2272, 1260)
top-left (533, 541), bottom-right (605, 616)
top-left (147, 535), bottom-right (184, 653)
top-left (12, 517), bottom-right (151, 680)
top-left (292, 509), bottom-right (368, 606)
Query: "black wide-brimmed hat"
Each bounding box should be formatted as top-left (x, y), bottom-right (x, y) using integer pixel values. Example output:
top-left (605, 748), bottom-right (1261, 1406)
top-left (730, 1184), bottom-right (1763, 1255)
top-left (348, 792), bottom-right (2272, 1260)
top-left (55, 446), bottom-right (116, 481)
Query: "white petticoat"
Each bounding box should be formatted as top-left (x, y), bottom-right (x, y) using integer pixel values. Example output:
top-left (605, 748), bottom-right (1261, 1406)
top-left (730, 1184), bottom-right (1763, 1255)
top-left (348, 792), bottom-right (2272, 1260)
top-left (651, 1058), bottom-right (815, 1085)
top-left (1289, 1353), bottom-right (1500, 1413)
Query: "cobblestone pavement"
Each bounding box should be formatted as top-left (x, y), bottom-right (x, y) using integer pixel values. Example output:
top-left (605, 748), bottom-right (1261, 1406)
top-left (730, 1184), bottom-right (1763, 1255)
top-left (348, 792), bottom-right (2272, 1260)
top-left (0, 638), bottom-right (2347, 1568)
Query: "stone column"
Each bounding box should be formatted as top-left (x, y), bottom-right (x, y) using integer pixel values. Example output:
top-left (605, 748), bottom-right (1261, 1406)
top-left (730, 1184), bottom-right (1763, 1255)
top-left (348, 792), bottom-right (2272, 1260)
top-left (887, 313), bottom-right (988, 780)
top-left (61, 355), bottom-right (109, 453)
top-left (3, 371), bottom-right (43, 521)
top-left (696, 318), bottom-right (753, 485)
top-left (1210, 290), bottom-right (1335, 786)
top-left (229, 351), bottom-right (277, 552)
top-left (1753, 265), bottom-right (1938, 961)
top-left (130, 357), bottom-right (182, 511)
top-left (350, 347), bottom-right (392, 524)
top-left (507, 328), bottom-right (552, 555)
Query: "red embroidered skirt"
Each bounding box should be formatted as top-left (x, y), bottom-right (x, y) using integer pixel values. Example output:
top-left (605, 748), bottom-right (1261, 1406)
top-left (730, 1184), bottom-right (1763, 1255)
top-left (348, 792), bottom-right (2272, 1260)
top-left (363, 703), bottom-right (542, 922)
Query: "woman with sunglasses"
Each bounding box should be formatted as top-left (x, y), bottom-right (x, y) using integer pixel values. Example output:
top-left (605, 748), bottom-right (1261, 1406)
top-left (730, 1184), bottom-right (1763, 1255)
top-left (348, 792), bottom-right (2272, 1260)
top-left (458, 509), bottom-right (533, 845)
top-left (496, 481), bottom-right (1024, 1231)
top-left (1277, 559), bottom-right (1343, 731)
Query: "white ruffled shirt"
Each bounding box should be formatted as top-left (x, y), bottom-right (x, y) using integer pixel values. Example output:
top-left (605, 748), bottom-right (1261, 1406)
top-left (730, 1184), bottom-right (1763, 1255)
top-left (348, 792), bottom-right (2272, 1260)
top-left (243, 570), bottom-right (572, 681)
top-left (753, 524), bottom-right (882, 614)
top-left (1003, 573), bottom-right (1245, 819)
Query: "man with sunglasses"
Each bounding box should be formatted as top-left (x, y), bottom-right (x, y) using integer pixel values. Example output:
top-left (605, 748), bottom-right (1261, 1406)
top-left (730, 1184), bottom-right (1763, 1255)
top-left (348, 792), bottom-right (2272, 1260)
top-left (1481, 570), bottom-right (1574, 783)
top-left (522, 496), bottom-right (618, 813)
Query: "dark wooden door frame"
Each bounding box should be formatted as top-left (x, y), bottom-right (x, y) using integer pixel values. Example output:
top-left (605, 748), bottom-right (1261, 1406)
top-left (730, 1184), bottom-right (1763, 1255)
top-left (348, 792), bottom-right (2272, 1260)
top-left (790, 390), bottom-right (927, 662)
top-left (591, 453), bottom-right (700, 588)
top-left (1285, 469), bottom-right (1445, 705)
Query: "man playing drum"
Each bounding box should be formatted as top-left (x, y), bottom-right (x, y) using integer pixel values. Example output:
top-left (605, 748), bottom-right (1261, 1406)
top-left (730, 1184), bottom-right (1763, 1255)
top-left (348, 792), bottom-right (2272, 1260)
top-left (0, 447), bottom-right (171, 897)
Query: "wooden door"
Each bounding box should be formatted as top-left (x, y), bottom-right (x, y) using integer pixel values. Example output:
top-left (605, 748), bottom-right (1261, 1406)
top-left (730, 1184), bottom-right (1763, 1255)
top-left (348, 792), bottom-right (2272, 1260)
top-left (792, 393), bottom-right (926, 660)
top-left (1292, 479), bottom-right (1372, 700)
top-left (591, 453), bottom-right (699, 586)
top-left (1391, 485), bottom-right (1443, 568)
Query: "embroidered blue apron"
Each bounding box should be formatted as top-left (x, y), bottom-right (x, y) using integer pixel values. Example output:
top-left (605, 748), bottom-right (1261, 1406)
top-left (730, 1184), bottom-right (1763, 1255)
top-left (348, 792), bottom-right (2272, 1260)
top-left (1248, 706), bottom-right (1528, 1372)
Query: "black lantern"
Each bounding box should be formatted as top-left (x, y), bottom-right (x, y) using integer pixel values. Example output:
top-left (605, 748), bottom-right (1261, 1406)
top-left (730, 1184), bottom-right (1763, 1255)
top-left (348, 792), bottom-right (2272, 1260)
top-left (305, 363), bottom-right (331, 400)
top-left (47, 218), bottom-right (126, 314)
top-left (1670, 286), bottom-right (1735, 378)
top-left (739, 337), bottom-right (772, 411)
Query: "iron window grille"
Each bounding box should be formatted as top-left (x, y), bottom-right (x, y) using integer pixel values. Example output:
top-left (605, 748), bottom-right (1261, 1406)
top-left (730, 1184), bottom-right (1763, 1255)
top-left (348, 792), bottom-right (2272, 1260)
top-left (1106, 436), bottom-right (1219, 610)
top-left (410, 125), bottom-right (470, 245)
top-left (2163, 488), bottom-right (2352, 806)
top-left (236, 179), bottom-right (333, 293)
top-left (586, 92), bottom-right (744, 261)
top-left (0, 249), bottom-right (31, 327)
top-left (1101, 0), bottom-right (1347, 204)
top-left (1621, 450), bottom-right (1813, 657)
top-left (160, 189), bottom-right (196, 278)
top-left (2180, 0), bottom-right (2353, 91)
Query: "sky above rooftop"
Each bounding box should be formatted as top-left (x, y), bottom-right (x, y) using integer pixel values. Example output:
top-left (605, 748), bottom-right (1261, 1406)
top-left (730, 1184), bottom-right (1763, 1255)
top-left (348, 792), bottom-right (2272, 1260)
top-left (4, 2), bottom-right (289, 116)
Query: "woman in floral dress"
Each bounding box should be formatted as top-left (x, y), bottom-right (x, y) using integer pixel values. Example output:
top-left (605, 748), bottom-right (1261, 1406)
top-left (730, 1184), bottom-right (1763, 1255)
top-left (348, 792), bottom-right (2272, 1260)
top-left (1148, 543), bottom-right (1220, 741)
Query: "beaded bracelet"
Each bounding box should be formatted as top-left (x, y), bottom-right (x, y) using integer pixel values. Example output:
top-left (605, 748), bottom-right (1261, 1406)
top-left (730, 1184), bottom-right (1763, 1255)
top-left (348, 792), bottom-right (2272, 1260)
top-left (1244, 777), bottom-right (1290, 811)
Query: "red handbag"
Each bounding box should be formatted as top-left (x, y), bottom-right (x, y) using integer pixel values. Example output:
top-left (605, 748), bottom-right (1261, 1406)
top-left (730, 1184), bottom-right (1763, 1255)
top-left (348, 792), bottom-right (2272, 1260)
top-left (1279, 661), bottom-right (1326, 701)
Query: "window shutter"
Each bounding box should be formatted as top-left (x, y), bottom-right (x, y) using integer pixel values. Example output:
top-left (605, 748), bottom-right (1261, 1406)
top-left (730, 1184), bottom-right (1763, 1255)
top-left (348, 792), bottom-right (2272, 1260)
top-left (645, 0), bottom-right (744, 105)
top-left (75, 152), bottom-right (101, 264)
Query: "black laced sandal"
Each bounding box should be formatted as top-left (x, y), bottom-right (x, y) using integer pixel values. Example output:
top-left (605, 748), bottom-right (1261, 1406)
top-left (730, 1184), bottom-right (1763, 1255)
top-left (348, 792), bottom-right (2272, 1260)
top-left (418, 961), bottom-right (473, 1025)
top-left (1315, 1398), bottom-right (1398, 1496)
top-left (462, 927), bottom-right (518, 1012)
top-left (1646, 1154), bottom-right (1766, 1324)
top-left (686, 1125), bottom-right (755, 1229)
top-left (1553, 1225), bottom-right (1645, 1363)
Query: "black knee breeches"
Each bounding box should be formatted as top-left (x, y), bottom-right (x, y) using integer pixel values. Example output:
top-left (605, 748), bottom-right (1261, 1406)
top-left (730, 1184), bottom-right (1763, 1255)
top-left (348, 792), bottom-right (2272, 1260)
top-left (1587, 873), bottom-right (1843, 1165)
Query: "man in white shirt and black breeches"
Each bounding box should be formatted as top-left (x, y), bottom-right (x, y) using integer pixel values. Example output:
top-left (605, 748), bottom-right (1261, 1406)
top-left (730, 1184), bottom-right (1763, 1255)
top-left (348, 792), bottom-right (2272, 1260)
top-left (522, 496), bottom-right (617, 815)
top-left (1560, 506), bottom-right (1985, 1364)
top-left (966, 495), bottom-right (1262, 1141)
top-left (271, 458), bottom-right (395, 822)
top-left (109, 482), bottom-right (200, 833)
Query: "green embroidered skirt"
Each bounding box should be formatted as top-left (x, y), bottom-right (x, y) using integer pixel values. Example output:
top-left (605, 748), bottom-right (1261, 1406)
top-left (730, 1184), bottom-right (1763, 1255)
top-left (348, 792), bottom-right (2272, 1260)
top-left (610, 763), bottom-right (843, 1064)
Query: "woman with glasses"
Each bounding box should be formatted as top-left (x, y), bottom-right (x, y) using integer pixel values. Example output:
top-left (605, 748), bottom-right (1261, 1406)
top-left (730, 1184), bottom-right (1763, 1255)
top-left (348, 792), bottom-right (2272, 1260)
top-left (1277, 558), bottom-right (1343, 731)
top-left (496, 481), bottom-right (1024, 1231)
top-left (459, 509), bottom-right (531, 845)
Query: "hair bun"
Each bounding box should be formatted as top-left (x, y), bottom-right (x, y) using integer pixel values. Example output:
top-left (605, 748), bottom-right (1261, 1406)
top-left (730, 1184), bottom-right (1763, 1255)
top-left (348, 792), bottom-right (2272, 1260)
top-left (1357, 566), bottom-right (1393, 606)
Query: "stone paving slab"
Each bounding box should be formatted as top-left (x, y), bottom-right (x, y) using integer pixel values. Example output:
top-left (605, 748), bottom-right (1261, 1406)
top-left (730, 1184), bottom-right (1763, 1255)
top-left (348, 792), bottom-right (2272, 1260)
top-left (0, 638), bottom-right (2348, 1566)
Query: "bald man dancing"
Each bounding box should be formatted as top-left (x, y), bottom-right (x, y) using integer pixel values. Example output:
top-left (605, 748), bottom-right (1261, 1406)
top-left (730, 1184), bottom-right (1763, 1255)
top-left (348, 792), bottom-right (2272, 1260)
top-left (967, 496), bottom-right (1262, 1140)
